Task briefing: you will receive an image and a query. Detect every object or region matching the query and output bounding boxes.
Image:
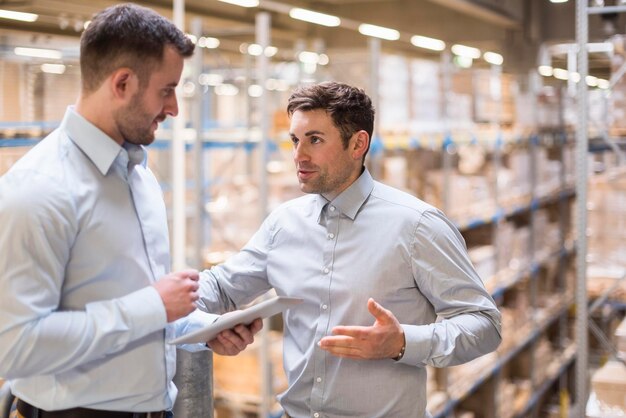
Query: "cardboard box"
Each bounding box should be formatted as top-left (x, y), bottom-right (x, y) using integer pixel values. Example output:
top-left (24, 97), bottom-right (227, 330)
top-left (591, 360), bottom-right (626, 409)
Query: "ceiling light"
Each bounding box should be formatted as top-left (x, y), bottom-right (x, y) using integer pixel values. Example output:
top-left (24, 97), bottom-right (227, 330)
top-left (289, 8), bottom-right (340, 27)
top-left (483, 51), bottom-right (503, 66)
top-left (358, 23), bottom-right (400, 41)
top-left (187, 34), bottom-right (198, 44)
top-left (215, 84), bottom-right (239, 96)
top-left (247, 44), bottom-right (263, 56)
top-left (198, 73), bottom-right (223, 86)
top-left (454, 55), bottom-right (473, 69)
top-left (586, 75), bottom-right (598, 87)
top-left (410, 35), bottom-right (445, 51)
top-left (550, 0), bottom-right (568, 3)
top-left (451, 44), bottom-right (481, 59)
top-left (248, 84), bottom-right (263, 97)
top-left (298, 51), bottom-right (320, 64)
top-left (14, 47), bottom-right (62, 60)
top-left (538, 65), bottom-right (553, 76)
top-left (0, 9), bottom-right (38, 22)
top-left (264, 46), bottom-right (278, 57)
top-left (318, 54), bottom-right (329, 65)
top-left (569, 72), bottom-right (581, 83)
top-left (218, 0), bottom-right (259, 7)
top-left (41, 63), bottom-right (66, 74)
top-left (198, 37), bottom-right (220, 49)
top-left (597, 79), bottom-right (610, 89)
top-left (553, 68), bottom-right (569, 80)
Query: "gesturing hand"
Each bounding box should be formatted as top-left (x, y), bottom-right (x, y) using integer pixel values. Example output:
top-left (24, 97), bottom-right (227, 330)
top-left (318, 298), bottom-right (405, 360)
top-left (153, 269), bottom-right (200, 322)
top-left (208, 318), bottom-right (264, 356)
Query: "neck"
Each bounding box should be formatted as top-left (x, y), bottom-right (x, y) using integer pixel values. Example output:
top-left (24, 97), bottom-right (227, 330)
top-left (75, 93), bottom-right (124, 145)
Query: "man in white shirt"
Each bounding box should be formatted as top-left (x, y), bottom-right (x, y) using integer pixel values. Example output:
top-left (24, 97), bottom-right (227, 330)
top-left (199, 82), bottom-right (501, 417)
top-left (0, 4), bottom-right (261, 417)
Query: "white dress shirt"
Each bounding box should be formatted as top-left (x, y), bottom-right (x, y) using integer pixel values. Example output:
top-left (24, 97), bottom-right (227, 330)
top-left (0, 107), bottom-right (211, 412)
top-left (199, 169), bottom-right (502, 418)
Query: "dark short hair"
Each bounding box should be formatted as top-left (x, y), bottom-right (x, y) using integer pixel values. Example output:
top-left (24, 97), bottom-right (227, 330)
top-left (287, 81), bottom-right (375, 154)
top-left (80, 3), bottom-right (195, 93)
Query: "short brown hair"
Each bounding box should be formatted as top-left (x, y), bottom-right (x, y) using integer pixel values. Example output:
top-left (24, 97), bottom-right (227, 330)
top-left (80, 3), bottom-right (194, 93)
top-left (287, 81), bottom-right (375, 155)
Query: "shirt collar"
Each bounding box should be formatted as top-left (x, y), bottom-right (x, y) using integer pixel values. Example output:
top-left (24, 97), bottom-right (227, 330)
top-left (316, 168), bottom-right (374, 221)
top-left (62, 106), bottom-right (123, 176)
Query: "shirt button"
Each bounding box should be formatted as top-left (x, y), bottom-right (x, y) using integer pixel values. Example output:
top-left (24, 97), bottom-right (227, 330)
top-left (322, 304), bottom-right (328, 310)
top-left (323, 267), bottom-right (330, 274)
top-left (329, 206), bottom-right (336, 212)
top-left (316, 377), bottom-right (322, 383)
top-left (327, 233), bottom-right (335, 239)
top-left (314, 413), bottom-right (320, 418)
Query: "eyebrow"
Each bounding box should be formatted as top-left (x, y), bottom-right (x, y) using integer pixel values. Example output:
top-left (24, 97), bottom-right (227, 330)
top-left (289, 130), bottom-right (326, 137)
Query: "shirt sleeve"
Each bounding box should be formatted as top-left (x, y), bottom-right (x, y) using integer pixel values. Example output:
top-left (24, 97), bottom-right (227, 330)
top-left (398, 209), bottom-right (502, 367)
top-left (0, 170), bottom-right (168, 379)
top-left (173, 309), bottom-right (219, 352)
top-left (198, 216), bottom-right (275, 313)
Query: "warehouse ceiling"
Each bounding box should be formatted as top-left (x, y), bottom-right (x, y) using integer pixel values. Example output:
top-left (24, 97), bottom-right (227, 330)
top-left (0, 0), bottom-right (624, 77)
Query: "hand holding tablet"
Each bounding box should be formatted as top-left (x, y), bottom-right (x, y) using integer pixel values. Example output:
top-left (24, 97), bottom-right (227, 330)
top-left (169, 296), bottom-right (303, 345)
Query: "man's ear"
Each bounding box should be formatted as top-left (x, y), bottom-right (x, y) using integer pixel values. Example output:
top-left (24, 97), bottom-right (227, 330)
top-left (110, 68), bottom-right (137, 101)
top-left (352, 130), bottom-right (370, 160)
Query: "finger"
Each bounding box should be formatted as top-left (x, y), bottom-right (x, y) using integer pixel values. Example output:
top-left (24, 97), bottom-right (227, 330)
top-left (218, 329), bottom-right (246, 351)
top-left (367, 298), bottom-right (394, 324)
top-left (319, 335), bottom-right (356, 348)
top-left (250, 318), bottom-right (263, 334)
top-left (232, 324), bottom-right (254, 345)
top-left (331, 325), bottom-right (371, 338)
top-left (318, 343), bottom-right (363, 359)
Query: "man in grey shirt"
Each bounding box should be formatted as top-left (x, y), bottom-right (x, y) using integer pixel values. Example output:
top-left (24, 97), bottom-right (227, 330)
top-left (199, 81), bottom-right (501, 417)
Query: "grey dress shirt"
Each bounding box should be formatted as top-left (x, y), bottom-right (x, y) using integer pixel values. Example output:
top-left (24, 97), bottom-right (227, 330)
top-left (200, 169), bottom-right (501, 418)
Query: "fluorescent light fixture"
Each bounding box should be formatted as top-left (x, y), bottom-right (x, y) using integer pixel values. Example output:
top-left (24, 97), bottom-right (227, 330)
top-left (186, 34), bottom-right (198, 44)
top-left (0, 9), bottom-right (38, 22)
top-left (247, 43), bottom-right (263, 56)
top-left (289, 8), bottom-right (340, 27)
top-left (569, 72), bottom-right (581, 83)
top-left (215, 84), bottom-right (239, 96)
top-left (218, 0), bottom-right (258, 7)
top-left (597, 78), bottom-right (609, 89)
top-left (14, 47), bottom-right (62, 60)
top-left (552, 68), bottom-right (569, 80)
top-left (410, 35), bottom-right (445, 51)
top-left (198, 37), bottom-right (220, 49)
top-left (453, 55), bottom-right (473, 69)
top-left (41, 63), bottom-right (66, 74)
top-left (483, 51), bottom-right (503, 66)
top-left (248, 84), bottom-right (263, 97)
top-left (586, 75), bottom-right (598, 87)
top-left (451, 44), bottom-right (481, 59)
top-left (264, 46), bottom-right (278, 57)
top-left (318, 53), bottom-right (329, 65)
top-left (198, 73), bottom-right (223, 86)
top-left (358, 23), bottom-right (400, 41)
top-left (550, 0), bottom-right (568, 3)
top-left (298, 51), bottom-right (320, 64)
top-left (538, 65), bottom-right (553, 77)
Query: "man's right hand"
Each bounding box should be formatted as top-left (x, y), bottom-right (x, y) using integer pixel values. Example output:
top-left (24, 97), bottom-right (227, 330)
top-left (153, 269), bottom-right (200, 322)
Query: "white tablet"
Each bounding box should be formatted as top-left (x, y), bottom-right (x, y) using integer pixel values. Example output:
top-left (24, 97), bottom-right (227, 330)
top-left (168, 296), bottom-right (303, 345)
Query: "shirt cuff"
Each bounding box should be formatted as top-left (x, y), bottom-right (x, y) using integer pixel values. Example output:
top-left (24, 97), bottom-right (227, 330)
top-left (396, 323), bottom-right (433, 366)
top-left (118, 286), bottom-right (168, 340)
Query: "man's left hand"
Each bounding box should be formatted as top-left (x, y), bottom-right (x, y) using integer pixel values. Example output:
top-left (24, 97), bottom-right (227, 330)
top-left (318, 298), bottom-right (405, 360)
top-left (207, 318), bottom-right (263, 356)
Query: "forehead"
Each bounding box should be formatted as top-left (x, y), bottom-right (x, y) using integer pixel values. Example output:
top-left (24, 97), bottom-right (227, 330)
top-left (290, 109), bottom-right (335, 128)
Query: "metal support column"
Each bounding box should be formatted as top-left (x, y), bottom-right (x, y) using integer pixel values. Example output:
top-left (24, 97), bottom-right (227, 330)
top-left (575, 1), bottom-right (589, 416)
top-left (172, 0), bottom-right (187, 271)
top-left (256, 11), bottom-right (272, 418)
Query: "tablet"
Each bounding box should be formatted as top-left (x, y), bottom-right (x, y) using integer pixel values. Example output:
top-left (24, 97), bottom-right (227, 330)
top-left (168, 296), bottom-right (303, 345)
